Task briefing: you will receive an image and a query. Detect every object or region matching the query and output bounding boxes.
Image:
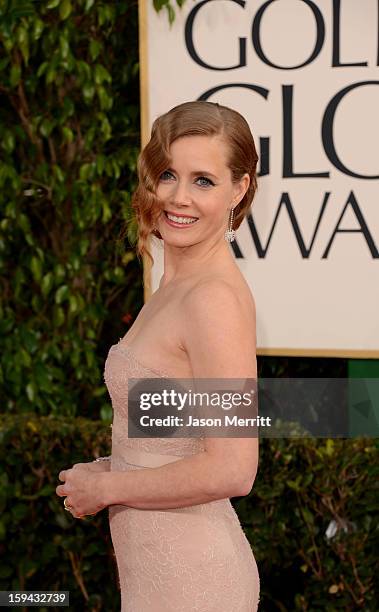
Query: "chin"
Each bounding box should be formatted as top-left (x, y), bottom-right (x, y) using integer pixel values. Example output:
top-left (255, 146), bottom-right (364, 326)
top-left (161, 235), bottom-right (196, 247)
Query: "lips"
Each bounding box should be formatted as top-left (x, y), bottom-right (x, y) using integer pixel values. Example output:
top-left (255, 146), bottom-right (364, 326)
top-left (163, 210), bottom-right (199, 227)
top-left (164, 210), bottom-right (199, 220)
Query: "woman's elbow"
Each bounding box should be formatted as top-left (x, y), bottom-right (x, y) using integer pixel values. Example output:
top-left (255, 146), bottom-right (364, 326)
top-left (235, 465), bottom-right (258, 496)
top-left (237, 476), bottom-right (256, 497)
top-left (215, 473), bottom-right (256, 499)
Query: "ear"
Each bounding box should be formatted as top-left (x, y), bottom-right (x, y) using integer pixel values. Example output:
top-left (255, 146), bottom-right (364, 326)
top-left (232, 173), bottom-right (250, 206)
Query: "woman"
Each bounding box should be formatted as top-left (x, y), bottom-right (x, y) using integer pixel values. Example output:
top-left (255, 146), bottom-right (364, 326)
top-left (56, 100), bottom-right (260, 611)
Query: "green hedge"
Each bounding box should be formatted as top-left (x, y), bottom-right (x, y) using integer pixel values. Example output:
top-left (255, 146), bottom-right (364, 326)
top-left (0, 0), bottom-right (143, 420)
top-left (0, 414), bottom-right (377, 611)
top-left (237, 436), bottom-right (378, 611)
top-left (0, 413), bottom-right (115, 611)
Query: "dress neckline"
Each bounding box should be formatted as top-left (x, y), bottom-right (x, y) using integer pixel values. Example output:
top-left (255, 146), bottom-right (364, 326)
top-left (112, 341), bottom-right (174, 378)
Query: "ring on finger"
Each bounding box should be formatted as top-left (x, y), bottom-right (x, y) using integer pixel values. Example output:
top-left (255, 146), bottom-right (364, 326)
top-left (63, 497), bottom-right (73, 512)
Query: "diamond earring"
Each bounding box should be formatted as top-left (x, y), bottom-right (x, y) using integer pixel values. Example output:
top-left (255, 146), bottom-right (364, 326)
top-left (224, 206), bottom-right (236, 242)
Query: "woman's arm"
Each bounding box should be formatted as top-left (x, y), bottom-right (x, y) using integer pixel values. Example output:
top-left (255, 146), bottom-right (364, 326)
top-left (102, 440), bottom-right (257, 509)
top-left (102, 279), bottom-right (258, 511)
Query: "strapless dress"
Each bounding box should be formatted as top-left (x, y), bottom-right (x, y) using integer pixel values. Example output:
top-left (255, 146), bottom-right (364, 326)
top-left (103, 340), bottom-right (260, 611)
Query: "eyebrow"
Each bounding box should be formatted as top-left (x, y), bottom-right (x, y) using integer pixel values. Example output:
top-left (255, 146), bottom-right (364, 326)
top-left (166, 167), bottom-right (219, 180)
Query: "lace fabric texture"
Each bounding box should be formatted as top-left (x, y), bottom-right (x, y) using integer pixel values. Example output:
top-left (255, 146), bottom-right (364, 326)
top-left (104, 341), bottom-right (260, 611)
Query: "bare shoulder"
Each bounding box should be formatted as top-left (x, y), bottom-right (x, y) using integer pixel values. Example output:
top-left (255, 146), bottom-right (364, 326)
top-left (185, 276), bottom-right (238, 305)
top-left (181, 274), bottom-right (256, 322)
top-left (179, 275), bottom-right (257, 378)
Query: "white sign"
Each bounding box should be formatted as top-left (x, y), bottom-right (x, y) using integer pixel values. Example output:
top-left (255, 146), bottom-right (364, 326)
top-left (140, 0), bottom-right (379, 357)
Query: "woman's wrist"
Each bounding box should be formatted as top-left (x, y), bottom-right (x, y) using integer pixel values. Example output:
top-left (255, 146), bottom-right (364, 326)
top-left (92, 456), bottom-right (112, 473)
top-left (100, 471), bottom-right (117, 507)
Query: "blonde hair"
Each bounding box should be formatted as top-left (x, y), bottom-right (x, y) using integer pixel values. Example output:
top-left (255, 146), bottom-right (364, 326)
top-left (130, 100), bottom-right (259, 264)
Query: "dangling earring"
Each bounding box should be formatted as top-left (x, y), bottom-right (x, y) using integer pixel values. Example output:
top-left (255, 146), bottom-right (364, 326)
top-left (224, 206), bottom-right (236, 242)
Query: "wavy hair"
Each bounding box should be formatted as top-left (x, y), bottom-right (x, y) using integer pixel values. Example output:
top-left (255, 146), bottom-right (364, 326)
top-left (130, 100), bottom-right (259, 264)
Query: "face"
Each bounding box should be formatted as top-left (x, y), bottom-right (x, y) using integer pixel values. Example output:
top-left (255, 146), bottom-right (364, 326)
top-left (155, 135), bottom-right (249, 246)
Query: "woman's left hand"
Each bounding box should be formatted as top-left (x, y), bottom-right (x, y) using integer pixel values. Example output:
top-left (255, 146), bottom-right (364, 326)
top-left (56, 465), bottom-right (107, 519)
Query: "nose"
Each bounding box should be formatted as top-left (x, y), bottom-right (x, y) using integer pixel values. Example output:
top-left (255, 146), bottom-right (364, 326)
top-left (170, 179), bottom-right (192, 207)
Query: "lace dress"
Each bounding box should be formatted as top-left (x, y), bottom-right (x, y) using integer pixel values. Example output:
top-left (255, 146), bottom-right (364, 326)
top-left (103, 340), bottom-right (260, 612)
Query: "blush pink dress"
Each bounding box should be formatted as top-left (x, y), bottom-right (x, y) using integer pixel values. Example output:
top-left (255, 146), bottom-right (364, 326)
top-left (103, 339), bottom-right (260, 612)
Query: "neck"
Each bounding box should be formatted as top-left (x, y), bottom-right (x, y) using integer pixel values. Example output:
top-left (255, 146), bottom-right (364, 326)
top-left (159, 236), bottom-right (236, 288)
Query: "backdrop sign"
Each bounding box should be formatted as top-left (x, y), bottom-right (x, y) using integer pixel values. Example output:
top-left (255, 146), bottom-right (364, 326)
top-left (140, 0), bottom-right (379, 357)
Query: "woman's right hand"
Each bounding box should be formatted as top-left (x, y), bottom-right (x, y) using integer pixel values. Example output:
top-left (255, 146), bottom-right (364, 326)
top-left (72, 460), bottom-right (111, 473)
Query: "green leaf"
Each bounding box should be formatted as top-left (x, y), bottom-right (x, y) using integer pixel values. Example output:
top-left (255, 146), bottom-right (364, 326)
top-left (41, 272), bottom-right (54, 297)
top-left (166, 3), bottom-right (175, 25)
top-left (100, 403), bottom-right (113, 421)
top-left (26, 382), bottom-right (36, 402)
top-left (97, 85), bottom-right (112, 110)
top-left (53, 306), bottom-right (65, 327)
top-left (46, 67), bottom-right (56, 85)
top-left (82, 82), bottom-right (95, 103)
top-left (153, 0), bottom-right (168, 11)
top-left (100, 116), bottom-right (112, 140)
top-left (59, 34), bottom-right (70, 60)
top-left (301, 507), bottom-right (314, 525)
top-left (84, 0), bottom-right (95, 12)
top-left (55, 285), bottom-right (69, 304)
top-left (34, 364), bottom-right (53, 392)
top-left (95, 154), bottom-right (105, 174)
top-left (52, 164), bottom-right (65, 183)
top-left (20, 348), bottom-right (32, 367)
top-left (69, 295), bottom-right (79, 314)
top-left (54, 264), bottom-right (66, 282)
top-left (97, 4), bottom-right (115, 25)
top-left (2, 38), bottom-right (13, 53)
top-left (89, 39), bottom-right (101, 61)
top-left (122, 252), bottom-right (135, 266)
top-left (101, 199), bottom-right (112, 223)
top-left (31, 294), bottom-right (41, 313)
top-left (59, 0), bottom-right (72, 20)
top-left (33, 18), bottom-right (45, 40)
top-left (40, 118), bottom-right (55, 138)
top-left (10, 64), bottom-right (21, 87)
top-left (39, 484), bottom-right (55, 497)
top-left (79, 162), bottom-right (93, 181)
top-left (2, 130), bottom-right (15, 153)
top-left (79, 239), bottom-right (90, 256)
top-left (286, 478), bottom-right (301, 492)
top-left (16, 26), bottom-right (27, 46)
top-left (36, 61), bottom-right (48, 77)
top-left (77, 60), bottom-right (91, 80)
top-left (61, 126), bottom-right (74, 143)
top-left (94, 63), bottom-right (112, 85)
top-left (20, 40), bottom-right (29, 65)
top-left (30, 257), bottom-right (42, 282)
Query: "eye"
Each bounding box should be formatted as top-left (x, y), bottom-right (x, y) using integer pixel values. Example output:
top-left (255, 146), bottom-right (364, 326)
top-left (159, 170), bottom-right (175, 181)
top-left (196, 176), bottom-right (215, 187)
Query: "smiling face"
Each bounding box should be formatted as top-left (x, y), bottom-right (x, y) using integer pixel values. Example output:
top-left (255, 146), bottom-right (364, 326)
top-left (155, 135), bottom-right (250, 247)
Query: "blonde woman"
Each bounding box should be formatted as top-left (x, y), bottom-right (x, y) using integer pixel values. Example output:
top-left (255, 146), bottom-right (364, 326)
top-left (57, 101), bottom-right (260, 611)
